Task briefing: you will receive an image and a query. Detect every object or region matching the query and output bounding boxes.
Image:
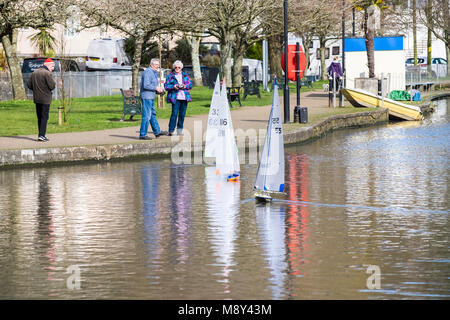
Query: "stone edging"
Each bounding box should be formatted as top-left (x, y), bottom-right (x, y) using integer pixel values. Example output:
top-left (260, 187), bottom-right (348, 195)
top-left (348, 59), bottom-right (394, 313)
top-left (0, 109), bottom-right (389, 168)
top-left (418, 91), bottom-right (450, 113)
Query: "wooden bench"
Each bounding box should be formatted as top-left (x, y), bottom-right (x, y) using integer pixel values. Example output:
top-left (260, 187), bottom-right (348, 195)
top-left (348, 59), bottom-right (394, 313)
top-left (120, 89), bottom-right (142, 121)
top-left (227, 86), bottom-right (242, 108)
top-left (242, 81), bottom-right (261, 100)
top-left (300, 75), bottom-right (314, 88)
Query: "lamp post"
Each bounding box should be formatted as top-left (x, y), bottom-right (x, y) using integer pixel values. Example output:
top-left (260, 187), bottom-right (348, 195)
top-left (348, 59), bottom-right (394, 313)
top-left (283, 0), bottom-right (290, 123)
top-left (340, 0), bottom-right (346, 107)
top-left (352, 7), bottom-right (356, 36)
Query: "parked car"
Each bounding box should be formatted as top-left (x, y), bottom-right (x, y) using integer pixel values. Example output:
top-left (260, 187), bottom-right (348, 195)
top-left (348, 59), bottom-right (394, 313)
top-left (21, 57), bottom-right (81, 73)
top-left (85, 38), bottom-right (131, 71)
top-left (405, 56), bottom-right (448, 77)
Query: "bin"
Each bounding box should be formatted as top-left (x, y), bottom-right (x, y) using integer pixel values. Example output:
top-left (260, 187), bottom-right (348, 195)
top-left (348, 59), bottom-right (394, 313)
top-left (299, 107), bottom-right (308, 123)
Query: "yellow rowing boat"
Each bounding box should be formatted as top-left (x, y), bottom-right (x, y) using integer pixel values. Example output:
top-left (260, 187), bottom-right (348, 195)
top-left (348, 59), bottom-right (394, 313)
top-left (342, 88), bottom-right (423, 121)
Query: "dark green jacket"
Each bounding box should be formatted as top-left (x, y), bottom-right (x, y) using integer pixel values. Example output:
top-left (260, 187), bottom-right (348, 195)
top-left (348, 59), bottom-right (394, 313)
top-left (27, 66), bottom-right (56, 104)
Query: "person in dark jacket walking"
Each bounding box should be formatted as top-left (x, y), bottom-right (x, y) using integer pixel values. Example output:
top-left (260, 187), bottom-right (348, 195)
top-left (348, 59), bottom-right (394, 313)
top-left (27, 58), bottom-right (56, 141)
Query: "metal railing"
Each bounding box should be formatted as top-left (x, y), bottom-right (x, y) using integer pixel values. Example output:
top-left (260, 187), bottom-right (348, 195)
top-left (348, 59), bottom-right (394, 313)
top-left (406, 65), bottom-right (449, 85)
top-left (0, 71), bottom-right (137, 102)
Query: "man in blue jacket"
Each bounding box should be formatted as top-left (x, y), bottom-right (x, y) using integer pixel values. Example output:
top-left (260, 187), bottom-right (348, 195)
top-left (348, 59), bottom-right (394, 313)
top-left (139, 58), bottom-right (168, 139)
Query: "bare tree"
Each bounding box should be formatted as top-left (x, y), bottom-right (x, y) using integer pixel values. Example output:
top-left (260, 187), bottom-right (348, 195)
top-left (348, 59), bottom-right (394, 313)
top-left (417, 0), bottom-right (450, 74)
top-left (354, 0), bottom-right (390, 78)
top-left (231, 2), bottom-right (280, 87)
top-left (0, 0), bottom-right (69, 100)
top-left (79, 0), bottom-right (194, 93)
top-left (199, 0), bottom-right (277, 88)
top-left (290, 0), bottom-right (344, 80)
top-left (261, 4), bottom-right (283, 79)
top-left (186, 34), bottom-right (203, 86)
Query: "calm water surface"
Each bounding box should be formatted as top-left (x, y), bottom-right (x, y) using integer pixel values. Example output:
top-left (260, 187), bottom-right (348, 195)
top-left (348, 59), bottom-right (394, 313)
top-left (0, 98), bottom-right (449, 299)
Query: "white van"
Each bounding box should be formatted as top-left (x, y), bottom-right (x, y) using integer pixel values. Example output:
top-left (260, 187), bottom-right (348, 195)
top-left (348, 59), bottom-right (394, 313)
top-left (85, 38), bottom-right (131, 71)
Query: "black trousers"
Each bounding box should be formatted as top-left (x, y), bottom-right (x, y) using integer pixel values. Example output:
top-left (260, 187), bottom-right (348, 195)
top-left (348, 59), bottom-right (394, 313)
top-left (35, 103), bottom-right (50, 137)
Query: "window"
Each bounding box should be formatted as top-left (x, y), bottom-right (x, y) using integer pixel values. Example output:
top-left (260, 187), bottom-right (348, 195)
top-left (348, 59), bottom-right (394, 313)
top-left (316, 48), bottom-right (330, 60)
top-left (332, 46), bottom-right (340, 55)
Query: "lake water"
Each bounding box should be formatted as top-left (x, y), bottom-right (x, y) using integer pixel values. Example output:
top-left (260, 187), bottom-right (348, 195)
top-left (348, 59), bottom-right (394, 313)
top-left (0, 98), bottom-right (448, 299)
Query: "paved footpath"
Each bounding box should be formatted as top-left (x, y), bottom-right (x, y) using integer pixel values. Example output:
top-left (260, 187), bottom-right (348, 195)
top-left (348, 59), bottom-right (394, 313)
top-left (0, 90), bottom-right (339, 151)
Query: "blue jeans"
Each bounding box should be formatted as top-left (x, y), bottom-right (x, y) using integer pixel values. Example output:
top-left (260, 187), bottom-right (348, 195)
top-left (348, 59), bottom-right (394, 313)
top-left (169, 100), bottom-right (188, 133)
top-left (139, 98), bottom-right (161, 137)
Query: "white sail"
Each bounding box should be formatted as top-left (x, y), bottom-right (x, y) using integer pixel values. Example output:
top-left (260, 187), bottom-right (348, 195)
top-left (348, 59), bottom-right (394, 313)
top-left (254, 83), bottom-right (285, 193)
top-left (215, 82), bottom-right (240, 177)
top-left (204, 74), bottom-right (222, 159)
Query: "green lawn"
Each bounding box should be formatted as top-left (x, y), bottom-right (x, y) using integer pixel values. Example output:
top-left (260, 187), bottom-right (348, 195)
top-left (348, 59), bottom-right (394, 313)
top-left (0, 81), bottom-right (327, 136)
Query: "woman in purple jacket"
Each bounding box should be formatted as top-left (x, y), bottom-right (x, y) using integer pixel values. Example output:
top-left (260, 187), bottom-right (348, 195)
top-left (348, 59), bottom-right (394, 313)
top-left (164, 60), bottom-right (193, 136)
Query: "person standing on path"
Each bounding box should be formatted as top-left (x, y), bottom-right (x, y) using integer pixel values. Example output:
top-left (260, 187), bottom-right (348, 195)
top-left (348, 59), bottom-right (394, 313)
top-left (27, 58), bottom-right (56, 142)
top-left (164, 60), bottom-right (193, 136)
top-left (139, 58), bottom-right (168, 140)
top-left (327, 56), bottom-right (343, 108)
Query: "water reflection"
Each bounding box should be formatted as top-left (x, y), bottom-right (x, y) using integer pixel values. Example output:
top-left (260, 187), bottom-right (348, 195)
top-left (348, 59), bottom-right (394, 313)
top-left (254, 153), bottom-right (312, 299)
top-left (36, 172), bottom-right (57, 294)
top-left (205, 167), bottom-right (240, 294)
top-left (285, 154), bottom-right (310, 280)
top-left (255, 203), bottom-right (287, 299)
top-left (169, 165), bottom-right (192, 264)
top-left (0, 98), bottom-right (448, 299)
top-left (425, 97), bottom-right (449, 124)
top-left (141, 165), bottom-right (162, 272)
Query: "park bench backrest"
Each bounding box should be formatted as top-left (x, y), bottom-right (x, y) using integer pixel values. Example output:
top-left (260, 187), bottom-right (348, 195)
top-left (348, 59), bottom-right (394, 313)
top-left (120, 89), bottom-right (142, 116)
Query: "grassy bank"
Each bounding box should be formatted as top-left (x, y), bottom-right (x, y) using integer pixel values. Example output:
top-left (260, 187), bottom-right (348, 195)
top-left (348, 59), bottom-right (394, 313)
top-left (284, 106), bottom-right (379, 133)
top-left (0, 81), bottom-right (327, 136)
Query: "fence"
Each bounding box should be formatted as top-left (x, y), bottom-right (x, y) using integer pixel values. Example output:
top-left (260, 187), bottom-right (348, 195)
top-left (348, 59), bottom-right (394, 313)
top-left (23, 71), bottom-right (135, 100)
top-left (405, 65), bottom-right (449, 85)
top-left (0, 72), bottom-right (13, 101)
top-left (0, 71), bottom-right (137, 102)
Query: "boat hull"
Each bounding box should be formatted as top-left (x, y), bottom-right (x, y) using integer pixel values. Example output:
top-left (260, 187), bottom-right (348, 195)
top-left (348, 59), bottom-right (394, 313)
top-left (254, 189), bottom-right (286, 202)
top-left (342, 88), bottom-right (422, 121)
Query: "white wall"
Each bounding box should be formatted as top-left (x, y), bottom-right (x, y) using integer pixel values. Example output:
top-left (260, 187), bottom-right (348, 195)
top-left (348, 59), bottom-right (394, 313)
top-left (345, 50), bottom-right (405, 91)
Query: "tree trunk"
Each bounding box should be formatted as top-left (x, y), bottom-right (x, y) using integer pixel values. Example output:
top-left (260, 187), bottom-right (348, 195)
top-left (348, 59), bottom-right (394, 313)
top-left (413, 0), bottom-right (417, 66)
top-left (447, 40), bottom-right (450, 76)
top-left (268, 34), bottom-right (283, 80)
top-left (2, 30), bottom-right (27, 100)
top-left (426, 0), bottom-right (433, 76)
top-left (301, 34), bottom-right (312, 74)
top-left (319, 36), bottom-right (327, 80)
top-left (445, 0), bottom-right (450, 76)
top-left (232, 53), bottom-right (244, 87)
top-left (364, 10), bottom-right (375, 78)
top-left (132, 34), bottom-right (144, 94)
top-left (188, 35), bottom-right (203, 86)
top-left (220, 32), bottom-right (234, 88)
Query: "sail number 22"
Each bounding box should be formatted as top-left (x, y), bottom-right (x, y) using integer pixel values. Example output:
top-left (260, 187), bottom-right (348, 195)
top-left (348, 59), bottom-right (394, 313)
top-left (272, 117), bottom-right (282, 134)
